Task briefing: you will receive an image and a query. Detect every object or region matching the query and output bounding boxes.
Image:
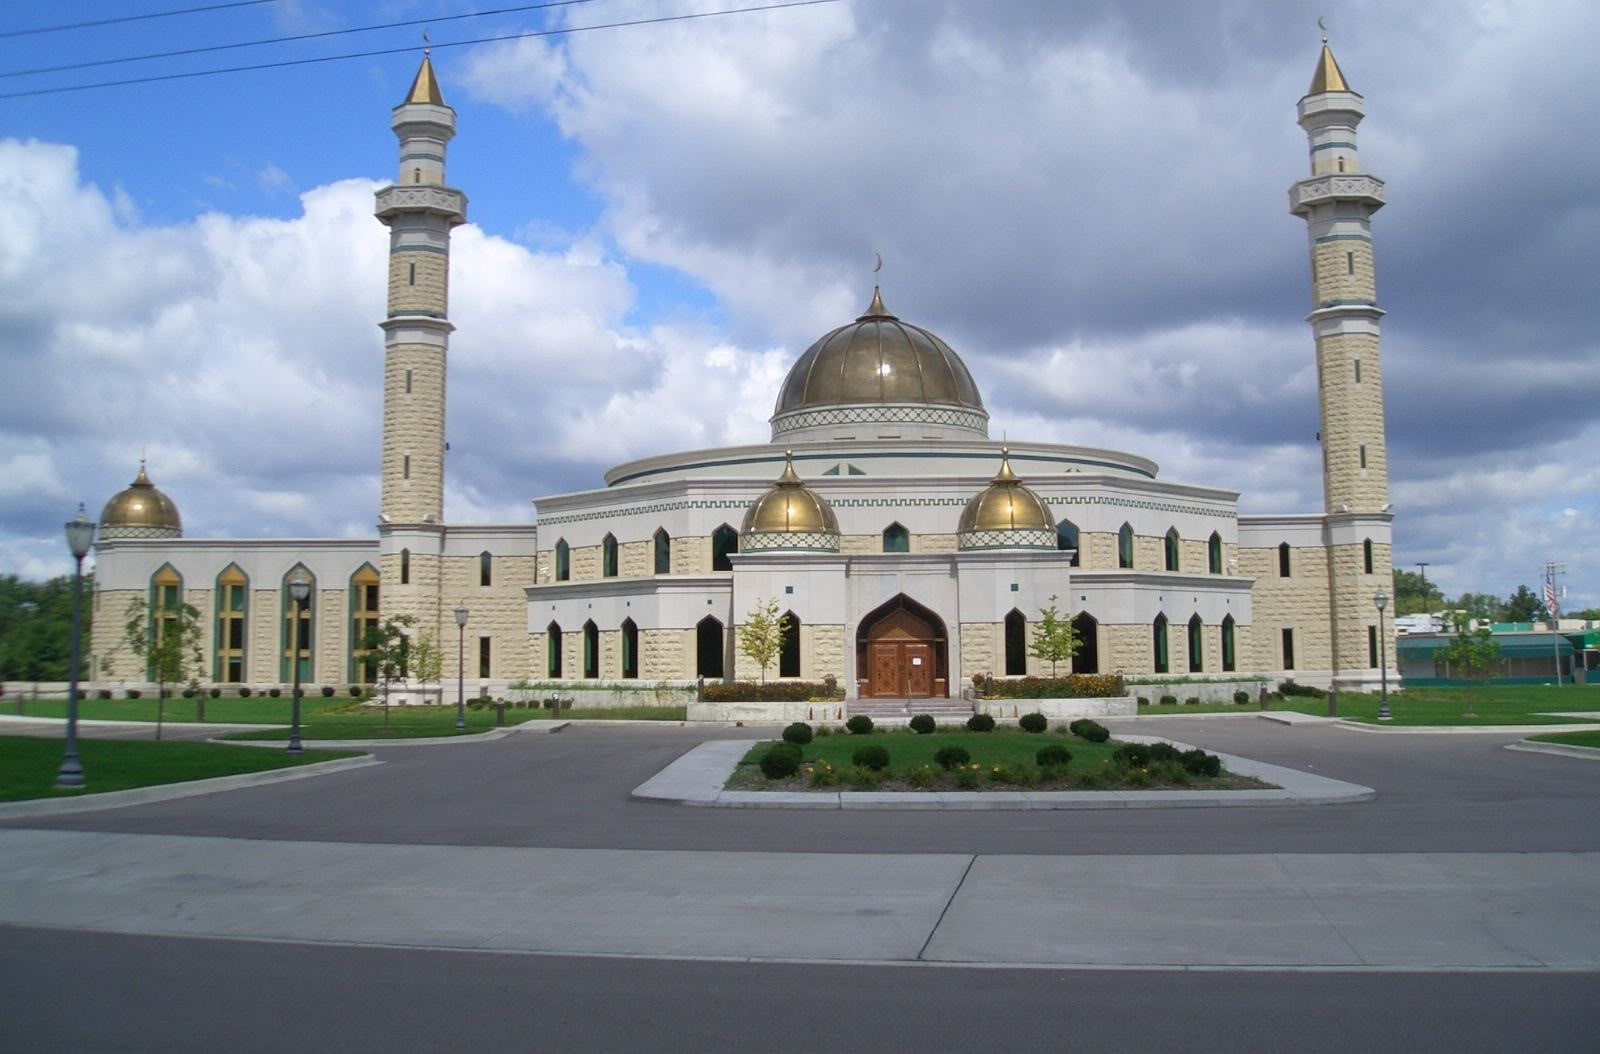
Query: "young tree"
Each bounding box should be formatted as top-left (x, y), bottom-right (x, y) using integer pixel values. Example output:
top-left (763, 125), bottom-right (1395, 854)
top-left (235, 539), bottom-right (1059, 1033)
top-left (122, 594), bottom-right (204, 740)
top-left (361, 615), bottom-right (416, 732)
top-left (409, 630), bottom-right (444, 705)
top-left (1437, 627), bottom-right (1501, 681)
top-left (737, 597), bottom-right (787, 683)
top-left (1505, 584), bottom-right (1544, 623)
top-left (1029, 595), bottom-right (1081, 678)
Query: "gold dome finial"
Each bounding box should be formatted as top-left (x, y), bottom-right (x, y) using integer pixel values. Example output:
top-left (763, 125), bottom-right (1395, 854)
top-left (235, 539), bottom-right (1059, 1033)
top-left (860, 284), bottom-right (892, 320)
top-left (405, 50), bottom-right (445, 106)
top-left (1307, 32), bottom-right (1350, 95)
top-left (777, 449), bottom-right (802, 485)
top-left (994, 445), bottom-right (1019, 483)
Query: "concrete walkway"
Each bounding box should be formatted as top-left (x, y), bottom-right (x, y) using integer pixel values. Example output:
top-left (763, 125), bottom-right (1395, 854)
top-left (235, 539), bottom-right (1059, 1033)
top-left (1, 829), bottom-right (1595, 970)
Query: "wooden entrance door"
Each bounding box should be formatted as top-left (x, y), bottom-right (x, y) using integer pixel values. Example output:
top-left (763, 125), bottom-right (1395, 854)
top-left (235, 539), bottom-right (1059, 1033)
top-left (862, 606), bottom-right (943, 698)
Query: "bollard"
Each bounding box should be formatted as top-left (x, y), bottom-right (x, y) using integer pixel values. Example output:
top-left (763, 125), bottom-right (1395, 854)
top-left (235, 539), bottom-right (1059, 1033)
top-left (496, 699), bottom-right (505, 727)
top-left (1327, 686), bottom-right (1337, 718)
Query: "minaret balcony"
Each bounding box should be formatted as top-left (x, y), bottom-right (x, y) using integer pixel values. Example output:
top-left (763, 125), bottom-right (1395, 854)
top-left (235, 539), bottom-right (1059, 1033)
top-left (375, 185), bottom-right (467, 225)
top-left (1289, 173), bottom-right (1384, 215)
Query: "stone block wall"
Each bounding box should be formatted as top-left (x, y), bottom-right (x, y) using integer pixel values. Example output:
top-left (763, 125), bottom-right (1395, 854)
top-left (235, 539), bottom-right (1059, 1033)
top-left (1239, 544), bottom-right (1333, 674)
top-left (439, 552), bottom-right (536, 681)
top-left (380, 344), bottom-right (446, 523)
top-left (386, 251), bottom-right (449, 314)
top-left (1317, 330), bottom-right (1388, 512)
top-left (1312, 240), bottom-right (1376, 308)
top-left (1328, 539), bottom-right (1396, 683)
top-left (619, 541), bottom-right (651, 578)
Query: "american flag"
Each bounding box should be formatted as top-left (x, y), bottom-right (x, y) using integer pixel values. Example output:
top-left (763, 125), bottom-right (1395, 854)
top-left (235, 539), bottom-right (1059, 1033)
top-left (1544, 581), bottom-right (1559, 619)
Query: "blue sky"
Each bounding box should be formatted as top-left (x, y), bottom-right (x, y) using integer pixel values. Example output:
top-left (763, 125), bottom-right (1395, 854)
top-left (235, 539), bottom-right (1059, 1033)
top-left (2, 0), bottom-right (1597, 610)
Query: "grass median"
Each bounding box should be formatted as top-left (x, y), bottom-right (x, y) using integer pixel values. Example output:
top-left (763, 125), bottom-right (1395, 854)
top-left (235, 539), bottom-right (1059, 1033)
top-left (1528, 729), bottom-right (1600, 749)
top-left (1139, 684), bottom-right (1600, 726)
top-left (220, 704), bottom-right (686, 740)
top-left (0, 735), bottom-right (359, 802)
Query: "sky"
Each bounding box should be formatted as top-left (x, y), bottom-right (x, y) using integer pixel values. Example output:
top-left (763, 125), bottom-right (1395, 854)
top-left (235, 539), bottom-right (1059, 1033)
top-left (1, 0), bottom-right (1596, 610)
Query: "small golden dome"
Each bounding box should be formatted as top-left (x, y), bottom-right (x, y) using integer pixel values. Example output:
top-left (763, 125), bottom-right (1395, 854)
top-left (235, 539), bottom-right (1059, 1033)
top-left (958, 448), bottom-right (1055, 534)
top-left (741, 452), bottom-right (840, 540)
top-left (99, 461), bottom-right (183, 538)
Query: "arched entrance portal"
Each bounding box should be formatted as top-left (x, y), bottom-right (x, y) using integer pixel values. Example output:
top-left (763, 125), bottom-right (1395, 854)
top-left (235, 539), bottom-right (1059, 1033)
top-left (856, 595), bottom-right (948, 699)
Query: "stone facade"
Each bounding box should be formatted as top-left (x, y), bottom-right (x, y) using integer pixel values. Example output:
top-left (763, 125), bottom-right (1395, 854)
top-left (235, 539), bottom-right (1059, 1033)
top-left (1316, 331), bottom-right (1388, 512)
top-left (380, 344), bottom-right (447, 524)
top-left (438, 552), bottom-right (536, 682)
top-left (1238, 544), bottom-right (1333, 675)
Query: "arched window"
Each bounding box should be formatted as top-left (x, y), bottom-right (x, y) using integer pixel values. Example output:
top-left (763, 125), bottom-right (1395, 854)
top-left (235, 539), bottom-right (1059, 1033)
top-left (479, 551), bottom-right (492, 587)
top-left (1187, 614), bottom-right (1204, 673)
top-left (654, 528), bottom-right (671, 574)
top-left (1221, 615), bottom-right (1237, 672)
top-left (697, 615), bottom-right (725, 678)
top-left (602, 534), bottom-right (618, 578)
top-left (1004, 609), bottom-right (1027, 676)
top-left (1056, 520), bottom-right (1080, 567)
top-left (215, 564), bottom-right (249, 684)
top-left (1209, 532), bottom-right (1223, 574)
top-left (1363, 538), bottom-right (1374, 575)
top-left (1278, 542), bottom-right (1292, 578)
top-left (546, 622), bottom-right (562, 678)
top-left (349, 564), bottom-right (380, 684)
top-left (147, 564), bottom-right (183, 679)
top-left (400, 548), bottom-right (410, 585)
top-left (1072, 612), bottom-right (1099, 674)
top-left (779, 611), bottom-right (801, 678)
top-left (554, 539), bottom-right (570, 581)
top-left (712, 525), bottom-right (738, 572)
top-left (1118, 523), bottom-right (1135, 568)
top-left (1164, 528), bottom-right (1180, 572)
top-left (582, 620), bottom-right (599, 679)
top-left (621, 618), bottom-right (639, 680)
top-left (1152, 613), bottom-right (1169, 674)
top-left (280, 564), bottom-right (316, 682)
top-left (882, 523), bottom-right (910, 553)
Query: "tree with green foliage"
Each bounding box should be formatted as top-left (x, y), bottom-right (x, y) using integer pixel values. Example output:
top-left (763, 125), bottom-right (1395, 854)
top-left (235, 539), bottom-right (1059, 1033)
top-left (0, 573), bottom-right (94, 684)
top-left (1437, 627), bottom-right (1501, 681)
top-left (121, 594), bottom-right (204, 740)
top-left (1393, 569), bottom-right (1444, 616)
top-left (737, 596), bottom-right (787, 683)
top-left (1570, 608), bottom-right (1600, 622)
top-left (1029, 595), bottom-right (1081, 677)
top-left (409, 630), bottom-right (444, 705)
top-left (1447, 592), bottom-right (1504, 628)
top-left (361, 615), bottom-right (416, 732)
top-left (1504, 584), bottom-right (1544, 623)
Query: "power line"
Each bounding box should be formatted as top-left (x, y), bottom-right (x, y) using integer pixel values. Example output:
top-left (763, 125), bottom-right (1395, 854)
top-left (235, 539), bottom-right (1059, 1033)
top-left (1, 0), bottom-right (603, 80)
top-left (0, 0), bottom-right (280, 40)
top-left (0, 0), bottom-right (839, 101)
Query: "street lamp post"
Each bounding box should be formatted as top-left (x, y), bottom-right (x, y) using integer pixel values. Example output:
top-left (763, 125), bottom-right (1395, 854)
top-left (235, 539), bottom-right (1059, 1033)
top-left (56, 505), bottom-right (95, 789)
top-left (1374, 589), bottom-right (1391, 722)
top-left (454, 605), bottom-right (469, 731)
top-left (287, 567), bottom-right (312, 756)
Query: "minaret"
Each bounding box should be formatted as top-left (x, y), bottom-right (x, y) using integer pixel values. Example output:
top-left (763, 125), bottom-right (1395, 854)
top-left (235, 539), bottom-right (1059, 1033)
top-left (374, 53), bottom-right (466, 636)
top-left (1289, 36), bottom-right (1396, 690)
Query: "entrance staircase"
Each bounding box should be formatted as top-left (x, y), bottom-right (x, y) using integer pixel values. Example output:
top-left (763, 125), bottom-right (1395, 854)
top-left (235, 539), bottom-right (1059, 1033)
top-left (848, 698), bottom-right (975, 724)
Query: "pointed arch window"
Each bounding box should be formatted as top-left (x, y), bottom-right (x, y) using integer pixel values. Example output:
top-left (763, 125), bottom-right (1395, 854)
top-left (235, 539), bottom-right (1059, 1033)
top-left (1278, 542), bottom-right (1292, 578)
top-left (400, 548), bottom-right (410, 585)
top-left (144, 564), bottom-right (184, 680)
top-left (479, 551), bottom-right (492, 587)
top-left (349, 564), bottom-right (380, 684)
top-left (779, 611), bottom-right (801, 678)
top-left (882, 523), bottom-right (910, 553)
top-left (554, 539), bottom-right (570, 581)
top-left (1057, 520), bottom-right (1080, 567)
top-left (697, 616), bottom-right (725, 678)
top-left (280, 564), bottom-right (316, 682)
top-left (654, 528), bottom-right (671, 574)
top-left (215, 564), bottom-right (248, 684)
top-left (546, 622), bottom-right (563, 678)
top-left (1221, 615), bottom-right (1237, 672)
top-left (1187, 614), bottom-right (1204, 673)
top-left (712, 525), bottom-right (738, 572)
top-left (1118, 523), bottom-right (1135, 569)
top-left (622, 618), bottom-right (639, 680)
top-left (1152, 614), bottom-right (1169, 674)
top-left (1072, 612), bottom-right (1099, 674)
top-left (602, 533), bottom-right (618, 578)
top-left (1004, 609), bottom-right (1027, 676)
top-left (1209, 532), bottom-right (1223, 574)
top-left (1363, 538), bottom-right (1374, 575)
top-left (1165, 528), bottom-right (1180, 572)
top-left (582, 620), bottom-right (599, 679)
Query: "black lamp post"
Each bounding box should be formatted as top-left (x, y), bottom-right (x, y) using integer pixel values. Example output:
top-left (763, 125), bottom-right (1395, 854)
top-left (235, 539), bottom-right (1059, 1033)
top-left (287, 567), bottom-right (312, 756)
top-left (56, 505), bottom-right (95, 789)
top-left (1374, 589), bottom-right (1391, 722)
top-left (454, 605), bottom-right (469, 731)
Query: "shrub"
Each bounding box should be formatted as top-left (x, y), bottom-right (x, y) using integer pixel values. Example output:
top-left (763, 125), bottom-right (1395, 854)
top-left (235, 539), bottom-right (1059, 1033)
top-left (1279, 680), bottom-right (1327, 699)
top-left (350, 686), bottom-right (364, 698)
top-left (1185, 696), bottom-right (1201, 706)
top-left (181, 688), bottom-right (195, 699)
top-left (125, 689), bottom-right (142, 699)
top-left (1159, 694), bottom-right (1178, 706)
top-left (1181, 749), bottom-right (1223, 778)
top-left (1121, 766), bottom-right (1152, 788)
top-left (815, 724), bottom-right (832, 737)
top-left (209, 687), bottom-right (221, 698)
top-left (982, 674), bottom-right (1126, 699)
top-left (1149, 761), bottom-right (1191, 786)
top-left (845, 714), bottom-right (874, 735)
top-left (934, 745), bottom-right (972, 770)
top-left (97, 689), bottom-right (112, 700)
top-left (759, 744), bottom-right (801, 780)
top-left (1147, 742), bottom-right (1183, 763)
top-left (970, 672), bottom-right (988, 696)
top-left (1018, 712), bottom-right (1048, 734)
top-left (1137, 696), bottom-right (1150, 706)
top-left (269, 688), bottom-right (282, 698)
top-left (703, 681), bottom-right (842, 702)
top-left (1112, 743), bottom-right (1152, 768)
top-left (238, 687), bottom-right (251, 698)
top-left (321, 685), bottom-right (335, 698)
top-left (852, 744), bottom-right (890, 771)
top-left (809, 760), bottom-right (842, 787)
top-left (782, 722), bottom-right (814, 745)
top-left (953, 764), bottom-right (983, 789)
top-left (847, 766), bottom-right (883, 789)
top-left (1233, 689), bottom-right (1251, 705)
top-left (1069, 718), bottom-right (1109, 743)
top-left (906, 764), bottom-right (941, 789)
top-left (989, 763), bottom-right (1039, 787)
top-left (1071, 768), bottom-right (1111, 789)
top-left (1036, 744), bottom-right (1073, 767)
top-left (909, 713), bottom-right (936, 735)
top-left (966, 713), bottom-right (996, 733)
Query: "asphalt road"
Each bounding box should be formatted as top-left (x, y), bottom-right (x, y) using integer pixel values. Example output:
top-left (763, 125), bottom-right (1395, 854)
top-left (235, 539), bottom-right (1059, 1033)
top-left (5, 717), bottom-right (1597, 854)
top-left (3, 927), bottom-right (1595, 1053)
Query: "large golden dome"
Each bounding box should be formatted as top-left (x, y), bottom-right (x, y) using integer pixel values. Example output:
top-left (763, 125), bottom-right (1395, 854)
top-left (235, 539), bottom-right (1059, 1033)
top-left (771, 287), bottom-right (987, 441)
top-left (957, 449), bottom-right (1055, 549)
top-left (99, 462), bottom-right (183, 540)
top-left (740, 452), bottom-right (840, 551)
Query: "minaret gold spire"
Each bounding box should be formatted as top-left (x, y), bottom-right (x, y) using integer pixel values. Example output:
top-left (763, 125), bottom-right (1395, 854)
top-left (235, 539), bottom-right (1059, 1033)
top-left (405, 53), bottom-right (445, 106)
top-left (1307, 44), bottom-right (1350, 95)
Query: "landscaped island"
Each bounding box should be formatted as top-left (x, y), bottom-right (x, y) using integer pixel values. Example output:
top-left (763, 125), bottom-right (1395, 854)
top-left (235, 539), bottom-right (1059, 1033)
top-left (726, 714), bottom-right (1269, 792)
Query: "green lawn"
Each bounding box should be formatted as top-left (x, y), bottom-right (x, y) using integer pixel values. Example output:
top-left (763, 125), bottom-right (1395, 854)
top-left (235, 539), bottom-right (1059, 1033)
top-left (221, 704), bottom-right (686, 740)
top-left (0, 735), bottom-right (358, 802)
top-left (1528, 730), bottom-right (1600, 749)
top-left (1137, 685), bottom-right (1600, 726)
top-left (0, 695), bottom-right (346, 724)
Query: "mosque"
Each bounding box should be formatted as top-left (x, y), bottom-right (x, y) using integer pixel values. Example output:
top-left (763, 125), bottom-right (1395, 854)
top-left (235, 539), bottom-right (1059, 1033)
top-left (88, 42), bottom-right (1398, 706)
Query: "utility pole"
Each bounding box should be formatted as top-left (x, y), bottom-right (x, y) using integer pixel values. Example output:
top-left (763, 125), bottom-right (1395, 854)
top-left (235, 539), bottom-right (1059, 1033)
top-left (1416, 562), bottom-right (1432, 622)
top-left (1543, 562), bottom-right (1567, 685)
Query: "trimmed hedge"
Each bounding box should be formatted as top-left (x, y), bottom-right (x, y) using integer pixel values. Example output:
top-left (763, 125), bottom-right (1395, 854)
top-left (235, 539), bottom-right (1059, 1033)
top-left (1233, 689), bottom-right (1251, 704)
top-left (1068, 718), bottom-right (1109, 743)
top-left (851, 744), bottom-right (890, 771)
top-left (966, 713), bottom-right (996, 733)
top-left (268, 688), bottom-right (282, 698)
top-left (125, 689), bottom-right (142, 699)
top-left (782, 722), bottom-right (814, 746)
top-left (980, 674), bottom-right (1126, 699)
top-left (934, 745), bottom-right (971, 770)
top-left (321, 685), bottom-right (336, 698)
top-left (845, 715), bottom-right (874, 735)
top-left (1036, 744), bottom-right (1073, 767)
top-left (760, 743), bottom-right (802, 779)
top-left (1018, 712), bottom-right (1048, 733)
top-left (238, 687), bottom-right (251, 698)
top-left (1181, 748), bottom-right (1223, 777)
top-left (1159, 694), bottom-right (1178, 706)
top-left (1279, 680), bottom-right (1327, 699)
top-left (702, 681), bottom-right (843, 702)
top-left (909, 714), bottom-right (936, 735)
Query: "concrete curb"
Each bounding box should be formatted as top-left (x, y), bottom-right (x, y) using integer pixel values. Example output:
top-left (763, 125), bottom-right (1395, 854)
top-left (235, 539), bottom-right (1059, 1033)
top-left (0, 754), bottom-right (382, 819)
top-left (1506, 739), bottom-right (1600, 762)
top-left (1332, 719), bottom-right (1600, 735)
top-left (631, 736), bottom-right (1374, 810)
top-left (0, 714), bottom-right (282, 731)
top-left (207, 720), bottom-right (571, 749)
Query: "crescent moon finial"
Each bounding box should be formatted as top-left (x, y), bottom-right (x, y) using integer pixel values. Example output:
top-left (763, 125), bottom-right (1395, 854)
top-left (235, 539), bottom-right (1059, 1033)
top-left (423, 28), bottom-right (432, 54)
top-left (873, 252), bottom-right (883, 274)
top-left (1317, 16), bottom-right (1328, 44)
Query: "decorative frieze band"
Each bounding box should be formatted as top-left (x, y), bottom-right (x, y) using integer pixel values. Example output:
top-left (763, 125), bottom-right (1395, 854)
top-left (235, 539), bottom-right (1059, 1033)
top-left (957, 529), bottom-right (1056, 550)
top-left (740, 530), bottom-right (841, 553)
top-left (771, 404), bottom-right (990, 436)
